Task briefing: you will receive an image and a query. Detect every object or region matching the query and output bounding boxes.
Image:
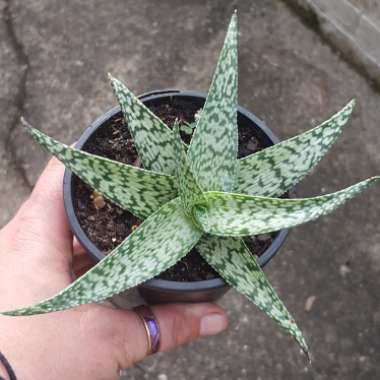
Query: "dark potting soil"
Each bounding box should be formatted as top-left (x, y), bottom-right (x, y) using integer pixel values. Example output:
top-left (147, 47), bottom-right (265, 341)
top-left (72, 98), bottom-right (275, 282)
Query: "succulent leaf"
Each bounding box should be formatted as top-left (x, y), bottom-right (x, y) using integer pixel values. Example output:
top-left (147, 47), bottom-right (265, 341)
top-left (109, 75), bottom-right (177, 175)
top-left (2, 198), bottom-right (202, 316)
top-left (236, 100), bottom-right (355, 197)
top-left (187, 13), bottom-right (238, 192)
top-left (197, 235), bottom-right (309, 357)
top-left (179, 121), bottom-right (195, 136)
top-left (17, 13), bottom-right (376, 364)
top-left (194, 177), bottom-right (379, 236)
top-left (173, 122), bottom-right (204, 221)
top-left (24, 122), bottom-right (177, 219)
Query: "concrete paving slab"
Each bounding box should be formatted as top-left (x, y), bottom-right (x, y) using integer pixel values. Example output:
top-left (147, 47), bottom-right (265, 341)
top-left (0, 0), bottom-right (379, 379)
top-left (0, 0), bottom-right (30, 226)
top-left (287, 0), bottom-right (380, 88)
top-left (349, 0), bottom-right (380, 24)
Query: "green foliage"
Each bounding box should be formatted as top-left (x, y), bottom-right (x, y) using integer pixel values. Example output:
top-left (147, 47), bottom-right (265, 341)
top-left (193, 177), bottom-right (380, 236)
top-left (179, 121), bottom-right (195, 136)
top-left (197, 236), bottom-right (309, 357)
top-left (235, 99), bottom-right (356, 197)
top-left (188, 13), bottom-right (238, 192)
top-left (23, 120), bottom-right (177, 219)
top-left (4, 198), bottom-right (202, 316)
top-left (5, 13), bottom-right (379, 361)
top-left (173, 122), bottom-right (205, 225)
top-left (109, 74), bottom-right (177, 176)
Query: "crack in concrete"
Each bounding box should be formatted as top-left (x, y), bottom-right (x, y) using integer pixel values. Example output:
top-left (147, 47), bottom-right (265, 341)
top-left (3, 0), bottom-right (32, 189)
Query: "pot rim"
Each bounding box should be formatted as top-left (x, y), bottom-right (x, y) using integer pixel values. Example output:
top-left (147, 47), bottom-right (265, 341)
top-left (63, 89), bottom-right (291, 293)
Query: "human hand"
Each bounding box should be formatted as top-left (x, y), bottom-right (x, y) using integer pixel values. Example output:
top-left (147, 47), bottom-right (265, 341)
top-left (0, 159), bottom-right (228, 380)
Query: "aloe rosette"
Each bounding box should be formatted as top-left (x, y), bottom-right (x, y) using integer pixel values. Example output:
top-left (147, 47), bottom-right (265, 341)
top-left (4, 14), bottom-right (379, 360)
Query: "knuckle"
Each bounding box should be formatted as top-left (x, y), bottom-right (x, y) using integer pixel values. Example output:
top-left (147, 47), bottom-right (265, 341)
top-left (170, 310), bottom-right (200, 348)
top-left (104, 310), bottom-right (141, 366)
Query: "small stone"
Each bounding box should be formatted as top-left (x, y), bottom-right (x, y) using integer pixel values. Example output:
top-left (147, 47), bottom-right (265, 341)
top-left (158, 374), bottom-right (168, 380)
top-left (241, 315), bottom-right (249, 324)
top-left (194, 108), bottom-right (202, 121)
top-left (256, 233), bottom-right (272, 242)
top-left (131, 224), bottom-right (139, 232)
top-left (246, 137), bottom-right (259, 151)
top-left (93, 195), bottom-right (106, 209)
top-left (339, 263), bottom-right (351, 277)
top-left (90, 190), bottom-right (101, 199)
top-left (358, 355), bottom-right (367, 363)
top-left (304, 295), bottom-right (316, 312)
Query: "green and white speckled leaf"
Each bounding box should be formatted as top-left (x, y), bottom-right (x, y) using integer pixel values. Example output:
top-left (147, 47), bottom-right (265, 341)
top-left (2, 198), bottom-right (202, 316)
top-left (24, 123), bottom-right (177, 220)
top-left (187, 13), bottom-right (238, 192)
top-left (197, 235), bottom-right (309, 357)
top-left (109, 75), bottom-right (177, 175)
top-left (194, 177), bottom-right (379, 236)
top-left (173, 122), bottom-right (204, 219)
top-left (236, 100), bottom-right (355, 197)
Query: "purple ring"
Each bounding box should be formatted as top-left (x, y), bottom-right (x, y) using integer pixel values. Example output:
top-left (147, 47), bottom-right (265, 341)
top-left (134, 305), bottom-right (160, 355)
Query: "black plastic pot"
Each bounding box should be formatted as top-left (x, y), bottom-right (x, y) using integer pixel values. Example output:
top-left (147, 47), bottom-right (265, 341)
top-left (63, 89), bottom-right (291, 304)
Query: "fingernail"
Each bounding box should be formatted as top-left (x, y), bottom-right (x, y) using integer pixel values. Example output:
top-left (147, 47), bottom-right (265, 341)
top-left (200, 313), bottom-right (227, 336)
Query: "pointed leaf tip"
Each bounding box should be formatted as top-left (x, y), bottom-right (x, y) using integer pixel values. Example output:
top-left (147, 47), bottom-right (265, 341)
top-left (187, 7), bottom-right (238, 192)
top-left (195, 176), bottom-right (380, 236)
top-left (2, 198), bottom-right (202, 316)
top-left (110, 77), bottom-right (178, 175)
top-left (197, 235), bottom-right (309, 357)
top-left (307, 351), bottom-right (312, 364)
top-left (27, 127), bottom-right (177, 219)
top-left (20, 116), bottom-right (32, 129)
top-left (236, 100), bottom-right (357, 197)
top-left (345, 98), bottom-right (355, 110)
top-left (229, 11), bottom-right (237, 30)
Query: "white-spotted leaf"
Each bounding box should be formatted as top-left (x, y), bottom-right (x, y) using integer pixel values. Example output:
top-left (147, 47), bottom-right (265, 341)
top-left (109, 75), bottom-right (177, 175)
top-left (188, 13), bottom-right (238, 192)
top-left (236, 100), bottom-right (355, 197)
top-left (173, 122), bottom-right (204, 221)
top-left (16, 13), bottom-right (377, 362)
top-left (2, 198), bottom-right (202, 316)
top-left (197, 235), bottom-right (309, 358)
top-left (194, 177), bottom-right (379, 236)
top-left (24, 123), bottom-right (177, 219)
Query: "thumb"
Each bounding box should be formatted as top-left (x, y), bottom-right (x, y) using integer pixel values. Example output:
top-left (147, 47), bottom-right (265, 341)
top-left (109, 303), bottom-right (228, 367)
top-left (7, 158), bottom-right (72, 263)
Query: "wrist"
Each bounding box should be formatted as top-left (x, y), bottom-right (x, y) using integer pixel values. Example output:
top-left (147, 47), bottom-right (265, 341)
top-left (0, 351), bottom-right (16, 380)
top-left (0, 365), bottom-right (9, 380)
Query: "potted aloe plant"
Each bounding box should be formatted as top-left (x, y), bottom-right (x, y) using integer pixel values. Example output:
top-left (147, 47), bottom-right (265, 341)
top-left (3, 13), bottom-right (379, 360)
